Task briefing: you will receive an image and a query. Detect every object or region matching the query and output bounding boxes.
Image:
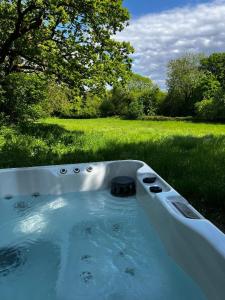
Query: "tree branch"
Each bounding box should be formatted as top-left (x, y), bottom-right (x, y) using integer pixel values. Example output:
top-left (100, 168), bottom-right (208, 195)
top-left (17, 0), bottom-right (22, 16)
top-left (0, 2), bottom-right (39, 64)
top-left (11, 64), bottom-right (44, 73)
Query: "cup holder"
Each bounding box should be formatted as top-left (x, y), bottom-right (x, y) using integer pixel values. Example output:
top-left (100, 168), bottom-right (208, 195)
top-left (150, 186), bottom-right (162, 193)
top-left (143, 176), bottom-right (157, 184)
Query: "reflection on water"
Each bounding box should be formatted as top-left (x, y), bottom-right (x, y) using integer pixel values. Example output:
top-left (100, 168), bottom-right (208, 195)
top-left (43, 197), bottom-right (68, 211)
top-left (18, 214), bottom-right (46, 234)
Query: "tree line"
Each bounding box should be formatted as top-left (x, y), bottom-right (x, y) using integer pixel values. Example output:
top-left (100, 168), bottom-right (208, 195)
top-left (104, 52), bottom-right (225, 122)
top-left (163, 53), bottom-right (225, 121)
top-left (0, 1), bottom-right (224, 123)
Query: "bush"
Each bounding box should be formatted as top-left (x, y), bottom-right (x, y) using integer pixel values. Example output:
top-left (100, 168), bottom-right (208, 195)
top-left (64, 96), bottom-right (83, 118)
top-left (141, 89), bottom-right (167, 116)
top-left (103, 88), bottom-right (144, 120)
top-left (139, 90), bottom-right (157, 116)
top-left (142, 115), bottom-right (193, 121)
top-left (100, 98), bottom-right (115, 117)
top-left (195, 75), bottom-right (225, 121)
top-left (0, 73), bottom-right (48, 123)
top-left (0, 73), bottom-right (85, 122)
top-left (195, 95), bottom-right (225, 121)
top-left (126, 96), bottom-right (144, 119)
top-left (195, 99), bottom-right (215, 120)
top-left (109, 87), bottom-right (131, 116)
top-left (80, 95), bottom-right (102, 118)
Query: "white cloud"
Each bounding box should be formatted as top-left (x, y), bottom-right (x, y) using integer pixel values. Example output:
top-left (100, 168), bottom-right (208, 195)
top-left (117, 0), bottom-right (225, 89)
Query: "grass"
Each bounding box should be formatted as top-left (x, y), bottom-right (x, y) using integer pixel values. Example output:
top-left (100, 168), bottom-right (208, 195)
top-left (0, 117), bottom-right (225, 231)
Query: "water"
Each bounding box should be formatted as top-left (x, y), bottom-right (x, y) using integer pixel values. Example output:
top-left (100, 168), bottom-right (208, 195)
top-left (0, 190), bottom-right (206, 300)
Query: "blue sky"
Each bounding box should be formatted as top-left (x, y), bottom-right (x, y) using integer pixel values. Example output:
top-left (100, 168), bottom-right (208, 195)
top-left (123, 0), bottom-right (211, 17)
top-left (118, 1), bottom-right (225, 89)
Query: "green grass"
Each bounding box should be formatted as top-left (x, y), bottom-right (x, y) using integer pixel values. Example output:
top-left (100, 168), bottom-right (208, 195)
top-left (0, 117), bottom-right (225, 231)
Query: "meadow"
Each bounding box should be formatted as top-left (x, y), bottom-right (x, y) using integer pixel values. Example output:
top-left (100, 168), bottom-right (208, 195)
top-left (0, 118), bottom-right (224, 231)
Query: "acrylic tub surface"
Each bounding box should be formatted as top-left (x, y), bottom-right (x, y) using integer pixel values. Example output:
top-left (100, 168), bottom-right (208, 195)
top-left (0, 160), bottom-right (224, 300)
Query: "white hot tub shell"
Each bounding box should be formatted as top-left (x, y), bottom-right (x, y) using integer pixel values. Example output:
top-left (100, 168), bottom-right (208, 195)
top-left (0, 160), bottom-right (224, 300)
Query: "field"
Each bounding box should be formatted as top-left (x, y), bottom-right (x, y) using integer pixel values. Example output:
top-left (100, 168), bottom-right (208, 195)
top-left (0, 118), bottom-right (225, 230)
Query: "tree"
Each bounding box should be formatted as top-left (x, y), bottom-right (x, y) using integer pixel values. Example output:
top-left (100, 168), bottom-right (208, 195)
top-left (139, 87), bottom-right (163, 116)
top-left (126, 73), bottom-right (154, 92)
top-left (195, 56), bottom-right (225, 121)
top-left (200, 53), bottom-right (225, 89)
top-left (166, 53), bottom-right (204, 116)
top-left (0, 0), bottom-right (133, 93)
top-left (195, 91), bottom-right (225, 121)
top-left (197, 71), bottom-right (221, 100)
top-left (103, 73), bottom-right (162, 118)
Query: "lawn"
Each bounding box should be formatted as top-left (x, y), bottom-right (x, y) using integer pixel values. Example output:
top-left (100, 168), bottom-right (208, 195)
top-left (0, 117), bottom-right (225, 231)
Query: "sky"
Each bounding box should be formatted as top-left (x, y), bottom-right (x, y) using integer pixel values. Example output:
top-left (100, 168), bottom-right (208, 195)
top-left (118, 0), bottom-right (225, 89)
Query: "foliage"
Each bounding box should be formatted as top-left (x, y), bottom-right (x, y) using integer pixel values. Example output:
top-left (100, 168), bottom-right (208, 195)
top-left (0, 72), bottom-right (106, 121)
top-left (142, 115), bottom-right (193, 121)
top-left (103, 87), bottom-right (130, 117)
top-left (0, 118), bottom-right (225, 231)
top-left (140, 88), bottom-right (166, 116)
top-left (126, 73), bottom-right (154, 92)
top-left (0, 72), bottom-right (48, 122)
top-left (102, 88), bottom-right (144, 119)
top-left (65, 96), bottom-right (83, 118)
top-left (43, 81), bottom-right (73, 117)
top-left (155, 90), bottom-right (168, 115)
top-left (126, 93), bottom-right (144, 119)
top-left (165, 53), bottom-right (204, 116)
top-left (0, 0), bottom-right (133, 93)
top-left (79, 94), bottom-right (102, 119)
top-left (163, 52), bottom-right (225, 121)
top-left (195, 90), bottom-right (225, 121)
top-left (125, 73), bottom-right (160, 116)
top-left (100, 96), bottom-right (116, 117)
top-left (197, 72), bottom-right (221, 100)
top-left (200, 53), bottom-right (225, 89)
top-left (195, 99), bottom-right (218, 120)
top-left (0, 72), bottom-right (81, 122)
top-left (196, 56), bottom-right (225, 121)
top-left (102, 73), bottom-right (162, 119)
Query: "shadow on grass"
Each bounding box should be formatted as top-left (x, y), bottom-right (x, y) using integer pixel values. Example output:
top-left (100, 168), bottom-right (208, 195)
top-left (0, 122), bottom-right (85, 167)
top-left (0, 122), bottom-right (224, 231)
top-left (18, 122), bottom-right (85, 143)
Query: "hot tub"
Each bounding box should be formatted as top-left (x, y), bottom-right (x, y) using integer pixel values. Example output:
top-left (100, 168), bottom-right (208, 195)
top-left (0, 160), bottom-right (224, 300)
